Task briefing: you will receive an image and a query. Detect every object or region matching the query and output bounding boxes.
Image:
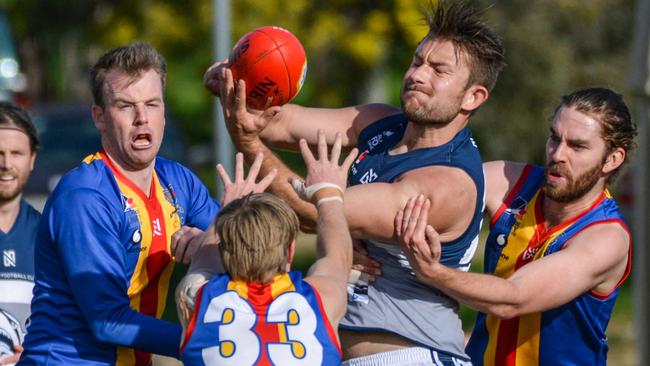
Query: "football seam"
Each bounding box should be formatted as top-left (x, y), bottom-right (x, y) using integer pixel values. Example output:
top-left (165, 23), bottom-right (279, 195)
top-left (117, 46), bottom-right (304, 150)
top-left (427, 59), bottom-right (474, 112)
top-left (257, 28), bottom-right (293, 102)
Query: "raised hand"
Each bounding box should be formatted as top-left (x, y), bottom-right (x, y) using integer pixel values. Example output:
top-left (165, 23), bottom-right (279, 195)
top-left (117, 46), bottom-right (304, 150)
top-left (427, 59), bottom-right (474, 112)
top-left (293, 130), bottom-right (358, 205)
top-left (203, 58), bottom-right (230, 98)
top-left (395, 195), bottom-right (442, 279)
top-left (212, 66), bottom-right (281, 147)
top-left (217, 152), bottom-right (277, 206)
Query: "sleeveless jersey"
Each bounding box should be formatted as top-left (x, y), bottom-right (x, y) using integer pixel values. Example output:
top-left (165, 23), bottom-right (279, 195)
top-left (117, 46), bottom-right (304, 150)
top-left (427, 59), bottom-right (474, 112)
top-left (466, 165), bottom-right (632, 366)
top-left (20, 152), bottom-right (220, 366)
top-left (340, 114), bottom-right (484, 359)
top-left (0, 200), bottom-right (40, 354)
top-left (181, 271), bottom-right (341, 366)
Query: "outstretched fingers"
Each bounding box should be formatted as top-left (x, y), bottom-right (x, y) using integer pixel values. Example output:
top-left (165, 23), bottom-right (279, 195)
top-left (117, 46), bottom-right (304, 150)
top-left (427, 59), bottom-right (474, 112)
top-left (256, 168), bottom-right (277, 192)
top-left (216, 163), bottom-right (232, 187)
top-left (299, 138), bottom-right (316, 166)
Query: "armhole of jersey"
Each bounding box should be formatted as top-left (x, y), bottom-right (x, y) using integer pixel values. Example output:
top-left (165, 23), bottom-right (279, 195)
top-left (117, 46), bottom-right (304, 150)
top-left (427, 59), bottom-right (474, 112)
top-left (310, 284), bottom-right (343, 357)
top-left (180, 283), bottom-right (206, 354)
top-left (584, 218), bottom-right (633, 299)
top-left (555, 218), bottom-right (632, 299)
top-left (489, 164), bottom-right (533, 229)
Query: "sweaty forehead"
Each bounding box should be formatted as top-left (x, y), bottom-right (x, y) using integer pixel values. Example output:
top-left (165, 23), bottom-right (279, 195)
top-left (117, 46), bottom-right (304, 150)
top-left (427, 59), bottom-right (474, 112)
top-left (416, 37), bottom-right (463, 66)
top-left (104, 69), bottom-right (163, 102)
top-left (553, 106), bottom-right (603, 139)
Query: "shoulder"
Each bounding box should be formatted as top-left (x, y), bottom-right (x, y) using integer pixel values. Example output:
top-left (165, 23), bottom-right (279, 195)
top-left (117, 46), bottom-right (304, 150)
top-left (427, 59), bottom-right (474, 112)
top-left (567, 221), bottom-right (630, 254)
top-left (20, 199), bottom-right (41, 219)
top-left (564, 221), bottom-right (630, 293)
top-left (154, 157), bottom-right (204, 187)
top-left (55, 156), bottom-right (116, 194)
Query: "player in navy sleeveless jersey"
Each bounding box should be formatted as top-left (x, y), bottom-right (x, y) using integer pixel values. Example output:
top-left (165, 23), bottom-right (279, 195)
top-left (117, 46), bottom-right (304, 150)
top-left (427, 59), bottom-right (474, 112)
top-left (178, 133), bottom-right (357, 366)
top-left (0, 102), bottom-right (40, 366)
top-left (398, 87), bottom-right (636, 366)
top-left (203, 1), bottom-right (505, 364)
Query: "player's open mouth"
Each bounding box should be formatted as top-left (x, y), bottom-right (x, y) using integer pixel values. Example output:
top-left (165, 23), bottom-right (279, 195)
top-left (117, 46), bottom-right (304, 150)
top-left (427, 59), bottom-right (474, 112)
top-left (546, 170), bottom-right (566, 183)
top-left (132, 133), bottom-right (152, 149)
top-left (0, 174), bottom-right (16, 182)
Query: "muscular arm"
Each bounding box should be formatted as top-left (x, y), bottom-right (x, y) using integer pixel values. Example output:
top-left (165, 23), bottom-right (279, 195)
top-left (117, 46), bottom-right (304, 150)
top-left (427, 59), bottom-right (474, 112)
top-left (237, 137), bottom-right (476, 242)
top-left (258, 103), bottom-right (401, 150)
top-left (205, 59), bottom-right (400, 151)
top-left (407, 220), bottom-right (630, 319)
top-left (53, 189), bottom-right (182, 358)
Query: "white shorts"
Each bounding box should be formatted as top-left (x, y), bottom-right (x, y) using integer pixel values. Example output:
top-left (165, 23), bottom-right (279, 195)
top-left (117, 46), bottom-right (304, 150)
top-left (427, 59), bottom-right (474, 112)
top-left (341, 347), bottom-right (473, 366)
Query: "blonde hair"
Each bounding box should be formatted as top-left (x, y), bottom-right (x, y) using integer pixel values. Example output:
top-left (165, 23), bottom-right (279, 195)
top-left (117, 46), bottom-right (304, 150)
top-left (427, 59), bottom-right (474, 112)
top-left (215, 193), bottom-right (299, 283)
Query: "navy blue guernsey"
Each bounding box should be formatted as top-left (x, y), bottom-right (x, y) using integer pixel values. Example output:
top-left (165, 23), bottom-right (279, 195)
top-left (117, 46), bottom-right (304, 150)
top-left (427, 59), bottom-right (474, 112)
top-left (0, 200), bottom-right (40, 352)
top-left (341, 113), bottom-right (484, 359)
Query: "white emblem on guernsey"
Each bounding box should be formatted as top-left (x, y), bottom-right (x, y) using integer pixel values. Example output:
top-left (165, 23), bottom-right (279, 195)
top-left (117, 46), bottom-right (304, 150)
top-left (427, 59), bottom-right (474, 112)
top-left (2, 250), bottom-right (16, 267)
top-left (367, 134), bottom-right (384, 150)
top-left (496, 234), bottom-right (507, 246)
top-left (360, 169), bottom-right (378, 184)
top-left (152, 218), bottom-right (162, 236)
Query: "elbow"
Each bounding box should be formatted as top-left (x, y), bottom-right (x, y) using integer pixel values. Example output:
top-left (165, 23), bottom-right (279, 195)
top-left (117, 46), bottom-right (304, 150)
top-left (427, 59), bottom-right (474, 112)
top-left (91, 321), bottom-right (121, 344)
top-left (89, 308), bottom-right (136, 345)
top-left (487, 304), bottom-right (523, 320)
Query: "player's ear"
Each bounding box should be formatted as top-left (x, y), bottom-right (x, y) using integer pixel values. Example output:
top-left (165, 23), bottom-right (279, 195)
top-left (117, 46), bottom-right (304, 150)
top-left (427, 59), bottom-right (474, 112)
top-left (91, 104), bottom-right (105, 131)
top-left (286, 240), bottom-right (296, 269)
top-left (461, 84), bottom-right (488, 112)
top-left (603, 147), bottom-right (625, 174)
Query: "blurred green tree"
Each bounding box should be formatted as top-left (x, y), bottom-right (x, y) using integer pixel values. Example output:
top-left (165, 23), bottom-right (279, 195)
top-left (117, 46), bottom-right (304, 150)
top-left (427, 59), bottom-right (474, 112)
top-left (0, 0), bottom-right (635, 168)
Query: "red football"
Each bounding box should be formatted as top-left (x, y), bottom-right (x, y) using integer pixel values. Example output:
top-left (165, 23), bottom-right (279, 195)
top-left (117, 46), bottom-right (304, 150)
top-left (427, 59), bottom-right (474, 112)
top-left (229, 26), bottom-right (307, 110)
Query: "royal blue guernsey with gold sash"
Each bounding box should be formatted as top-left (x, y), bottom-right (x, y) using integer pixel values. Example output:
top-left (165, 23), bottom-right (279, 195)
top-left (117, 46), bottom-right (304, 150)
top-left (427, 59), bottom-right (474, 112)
top-left (20, 152), bottom-right (220, 366)
top-left (180, 271), bottom-right (341, 366)
top-left (466, 164), bottom-right (632, 366)
top-left (341, 113), bottom-right (484, 360)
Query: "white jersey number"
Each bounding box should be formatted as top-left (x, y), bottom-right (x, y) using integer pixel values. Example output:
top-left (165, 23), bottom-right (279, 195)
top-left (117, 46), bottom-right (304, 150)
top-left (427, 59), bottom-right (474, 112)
top-left (201, 291), bottom-right (323, 365)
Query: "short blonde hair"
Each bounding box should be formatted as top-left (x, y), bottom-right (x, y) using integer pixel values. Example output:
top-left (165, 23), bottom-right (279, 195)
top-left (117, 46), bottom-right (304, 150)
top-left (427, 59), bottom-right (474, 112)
top-left (215, 193), bottom-right (299, 283)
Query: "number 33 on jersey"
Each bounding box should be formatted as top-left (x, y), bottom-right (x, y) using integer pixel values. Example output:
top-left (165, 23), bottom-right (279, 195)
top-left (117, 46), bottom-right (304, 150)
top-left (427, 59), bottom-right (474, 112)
top-left (181, 272), bottom-right (342, 366)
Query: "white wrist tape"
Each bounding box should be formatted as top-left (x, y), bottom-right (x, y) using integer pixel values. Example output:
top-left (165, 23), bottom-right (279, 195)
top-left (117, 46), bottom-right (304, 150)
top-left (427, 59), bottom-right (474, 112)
top-left (292, 179), bottom-right (344, 201)
top-left (316, 196), bottom-right (344, 208)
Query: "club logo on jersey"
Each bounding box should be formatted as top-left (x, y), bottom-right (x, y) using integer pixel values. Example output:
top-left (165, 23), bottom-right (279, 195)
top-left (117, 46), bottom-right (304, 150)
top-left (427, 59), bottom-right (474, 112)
top-left (505, 197), bottom-right (528, 219)
top-left (350, 150), bottom-right (369, 176)
top-left (470, 137), bottom-right (478, 148)
top-left (2, 250), bottom-right (16, 267)
top-left (356, 150), bottom-right (369, 164)
top-left (163, 184), bottom-right (185, 222)
top-left (163, 185), bottom-right (176, 206)
top-left (122, 194), bottom-right (136, 213)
